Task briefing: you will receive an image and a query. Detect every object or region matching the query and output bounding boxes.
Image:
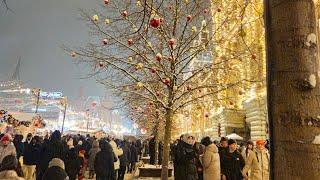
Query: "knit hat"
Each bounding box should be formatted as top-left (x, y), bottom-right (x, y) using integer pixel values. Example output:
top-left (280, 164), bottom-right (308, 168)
top-left (256, 140), bottom-right (265, 145)
top-left (228, 139), bottom-right (236, 145)
top-left (1, 134), bottom-right (11, 142)
top-left (49, 158), bottom-right (65, 170)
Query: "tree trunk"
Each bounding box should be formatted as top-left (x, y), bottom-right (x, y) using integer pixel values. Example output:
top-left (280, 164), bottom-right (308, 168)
top-left (160, 108), bottom-right (173, 180)
top-left (154, 120), bottom-right (160, 165)
top-left (266, 0), bottom-right (320, 179)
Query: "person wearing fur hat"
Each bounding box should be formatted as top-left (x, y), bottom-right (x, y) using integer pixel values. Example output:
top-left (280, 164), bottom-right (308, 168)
top-left (0, 134), bottom-right (16, 164)
top-left (220, 139), bottom-right (245, 180)
top-left (0, 155), bottom-right (25, 180)
top-left (242, 140), bottom-right (269, 180)
top-left (42, 158), bottom-right (68, 180)
top-left (174, 133), bottom-right (198, 180)
top-left (200, 137), bottom-right (220, 180)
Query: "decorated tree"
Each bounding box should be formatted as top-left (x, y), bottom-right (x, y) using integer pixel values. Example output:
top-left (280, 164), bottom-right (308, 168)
top-left (66, 0), bottom-right (256, 178)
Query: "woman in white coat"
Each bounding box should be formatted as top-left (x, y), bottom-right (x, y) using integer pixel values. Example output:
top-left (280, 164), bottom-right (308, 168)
top-left (109, 138), bottom-right (123, 178)
top-left (201, 137), bottom-right (221, 180)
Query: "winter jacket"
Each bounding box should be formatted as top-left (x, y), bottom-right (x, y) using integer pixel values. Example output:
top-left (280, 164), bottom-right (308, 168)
top-left (174, 140), bottom-right (198, 180)
top-left (148, 138), bottom-right (156, 165)
top-left (64, 148), bottom-right (81, 180)
top-left (23, 142), bottom-right (37, 165)
top-left (242, 149), bottom-right (269, 180)
top-left (0, 143), bottom-right (16, 164)
top-left (109, 140), bottom-right (123, 170)
top-left (221, 150), bottom-right (245, 180)
top-left (129, 145), bottom-right (138, 163)
top-left (119, 143), bottom-right (130, 167)
top-left (0, 170), bottom-right (25, 180)
top-left (42, 166), bottom-right (68, 180)
top-left (88, 141), bottom-right (100, 171)
top-left (94, 142), bottom-right (115, 180)
top-left (201, 144), bottom-right (220, 180)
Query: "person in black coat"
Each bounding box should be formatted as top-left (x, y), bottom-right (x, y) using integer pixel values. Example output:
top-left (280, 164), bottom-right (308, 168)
top-left (220, 139), bottom-right (245, 180)
top-left (118, 141), bottom-right (130, 180)
top-left (23, 134), bottom-right (38, 180)
top-left (174, 134), bottom-right (198, 180)
top-left (13, 134), bottom-right (24, 160)
top-left (42, 158), bottom-right (68, 180)
top-left (148, 137), bottom-right (156, 165)
top-left (128, 142), bottom-right (138, 173)
top-left (64, 148), bottom-right (81, 180)
top-left (94, 140), bottom-right (115, 180)
top-left (37, 130), bottom-right (65, 180)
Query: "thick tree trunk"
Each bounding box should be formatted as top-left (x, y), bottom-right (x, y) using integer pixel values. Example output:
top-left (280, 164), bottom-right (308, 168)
top-left (266, 0), bottom-right (320, 179)
top-left (160, 108), bottom-right (173, 180)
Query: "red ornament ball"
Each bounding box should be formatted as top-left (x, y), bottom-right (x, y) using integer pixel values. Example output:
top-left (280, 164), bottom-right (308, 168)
top-left (99, 62), bottom-right (104, 67)
top-left (251, 54), bottom-right (256, 59)
top-left (150, 18), bottom-right (161, 28)
top-left (128, 39), bottom-right (134, 45)
top-left (187, 15), bottom-right (192, 21)
top-left (217, 8), bottom-right (222, 12)
top-left (122, 11), bottom-right (128, 17)
top-left (168, 38), bottom-right (176, 46)
top-left (204, 9), bottom-right (209, 14)
top-left (150, 67), bottom-right (157, 74)
top-left (102, 38), bottom-right (108, 45)
top-left (156, 53), bottom-right (162, 61)
top-left (104, 0), bottom-right (109, 5)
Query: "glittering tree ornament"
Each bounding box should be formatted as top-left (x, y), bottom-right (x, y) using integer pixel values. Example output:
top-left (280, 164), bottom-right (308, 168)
top-left (204, 9), bottom-right (209, 14)
top-left (136, 0), bottom-right (141, 7)
top-left (217, 8), bottom-right (222, 12)
top-left (99, 61), bottom-right (104, 67)
top-left (251, 54), bottom-right (256, 59)
top-left (135, 63), bottom-right (144, 70)
top-left (163, 78), bottom-right (171, 85)
top-left (104, 18), bottom-right (110, 24)
top-left (102, 38), bottom-right (108, 45)
top-left (104, 0), bottom-right (109, 5)
top-left (156, 53), bottom-right (162, 61)
top-left (192, 26), bottom-right (197, 33)
top-left (156, 91), bottom-right (161, 97)
top-left (92, 15), bottom-right (99, 22)
top-left (136, 82), bottom-right (144, 88)
top-left (128, 57), bottom-right (133, 62)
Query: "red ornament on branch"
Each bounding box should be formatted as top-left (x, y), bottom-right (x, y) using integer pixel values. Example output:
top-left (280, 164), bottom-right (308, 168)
top-left (163, 78), bottom-right (171, 85)
top-left (99, 61), bottom-right (104, 67)
top-left (168, 38), bottom-right (176, 47)
top-left (104, 0), bottom-right (109, 5)
top-left (205, 112), bottom-right (209, 118)
top-left (187, 15), bottom-right (192, 21)
top-left (217, 8), bottom-right (222, 12)
top-left (150, 67), bottom-right (157, 74)
top-left (102, 38), bottom-right (108, 45)
top-left (156, 91), bottom-right (161, 97)
top-left (128, 39), bottom-right (134, 46)
top-left (150, 18), bottom-right (161, 28)
top-left (204, 9), bottom-right (209, 14)
top-left (122, 11), bottom-right (128, 17)
top-left (251, 54), bottom-right (257, 59)
top-left (156, 53), bottom-right (162, 61)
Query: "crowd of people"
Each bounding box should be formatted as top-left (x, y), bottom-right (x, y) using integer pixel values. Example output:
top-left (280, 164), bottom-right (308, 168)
top-left (171, 134), bottom-right (270, 180)
top-left (0, 130), bottom-right (142, 180)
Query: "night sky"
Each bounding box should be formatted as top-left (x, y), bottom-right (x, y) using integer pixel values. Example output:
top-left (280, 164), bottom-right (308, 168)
top-left (0, 0), bottom-right (105, 99)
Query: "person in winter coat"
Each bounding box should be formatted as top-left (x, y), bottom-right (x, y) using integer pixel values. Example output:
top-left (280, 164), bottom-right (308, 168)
top-left (128, 142), bottom-right (138, 173)
top-left (94, 140), bottom-right (116, 180)
top-left (118, 141), bottom-right (130, 180)
top-left (88, 140), bottom-right (100, 179)
top-left (13, 134), bottom-right (24, 161)
top-left (78, 149), bottom-right (87, 180)
top-left (37, 130), bottom-right (65, 180)
top-left (109, 138), bottom-right (123, 177)
top-left (0, 155), bottom-right (25, 180)
top-left (148, 137), bottom-right (156, 165)
top-left (220, 139), bottom-right (245, 180)
top-left (23, 134), bottom-right (38, 180)
top-left (242, 140), bottom-right (269, 180)
top-left (65, 148), bottom-right (81, 180)
top-left (174, 134), bottom-right (198, 180)
top-left (0, 134), bottom-right (16, 164)
top-left (241, 141), bottom-right (254, 162)
top-left (193, 142), bottom-right (204, 180)
top-left (200, 137), bottom-right (220, 180)
top-left (42, 158), bottom-right (68, 180)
